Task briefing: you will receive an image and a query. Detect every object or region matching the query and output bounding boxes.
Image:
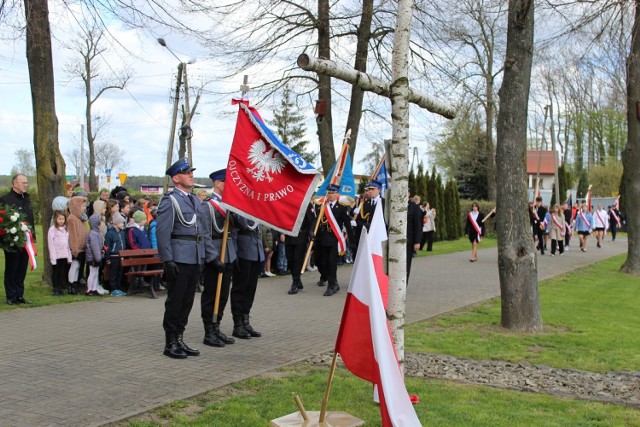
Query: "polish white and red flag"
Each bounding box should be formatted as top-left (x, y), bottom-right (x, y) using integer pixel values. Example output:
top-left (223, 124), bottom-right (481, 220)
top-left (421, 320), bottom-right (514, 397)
top-left (334, 227), bottom-right (421, 427)
top-left (223, 100), bottom-right (322, 236)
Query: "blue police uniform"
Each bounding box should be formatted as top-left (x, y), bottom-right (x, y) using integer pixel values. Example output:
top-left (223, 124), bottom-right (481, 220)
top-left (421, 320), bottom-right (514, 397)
top-left (230, 215), bottom-right (265, 339)
top-left (157, 158), bottom-right (208, 359)
top-left (200, 168), bottom-right (238, 347)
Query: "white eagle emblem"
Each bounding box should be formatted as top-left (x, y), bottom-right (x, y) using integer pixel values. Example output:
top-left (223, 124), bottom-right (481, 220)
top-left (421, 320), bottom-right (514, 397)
top-left (246, 139), bottom-right (286, 182)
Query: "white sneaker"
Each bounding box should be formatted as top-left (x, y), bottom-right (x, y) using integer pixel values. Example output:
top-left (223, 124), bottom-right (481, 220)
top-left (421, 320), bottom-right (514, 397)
top-left (264, 271), bottom-right (276, 277)
top-left (306, 265), bottom-right (317, 272)
top-left (96, 285), bottom-right (110, 295)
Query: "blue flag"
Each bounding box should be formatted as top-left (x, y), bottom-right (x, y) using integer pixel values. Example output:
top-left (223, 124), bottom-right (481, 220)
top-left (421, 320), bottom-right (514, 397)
top-left (316, 152), bottom-right (356, 200)
top-left (374, 160), bottom-right (391, 191)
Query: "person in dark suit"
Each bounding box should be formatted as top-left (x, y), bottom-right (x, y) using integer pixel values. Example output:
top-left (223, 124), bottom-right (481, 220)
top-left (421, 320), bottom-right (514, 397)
top-left (230, 214), bottom-right (265, 339)
top-left (352, 180), bottom-right (385, 261)
top-left (201, 169), bottom-right (237, 348)
top-left (285, 203), bottom-right (315, 295)
top-left (314, 184), bottom-right (355, 296)
top-left (1, 174), bottom-right (35, 305)
top-left (157, 158), bottom-right (212, 359)
top-left (406, 192), bottom-right (423, 282)
top-left (532, 196), bottom-right (548, 255)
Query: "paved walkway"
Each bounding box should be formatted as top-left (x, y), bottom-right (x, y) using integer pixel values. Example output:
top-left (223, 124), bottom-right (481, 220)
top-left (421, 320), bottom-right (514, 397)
top-left (0, 239), bottom-right (627, 426)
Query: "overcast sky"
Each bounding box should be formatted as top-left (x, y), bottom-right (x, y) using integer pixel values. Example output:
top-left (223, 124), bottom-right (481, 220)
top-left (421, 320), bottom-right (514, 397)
top-left (0, 3), bottom-right (449, 180)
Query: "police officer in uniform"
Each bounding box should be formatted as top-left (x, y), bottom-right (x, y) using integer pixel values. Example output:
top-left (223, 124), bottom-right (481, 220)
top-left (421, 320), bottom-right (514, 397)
top-left (314, 184), bottom-right (354, 296)
top-left (230, 214), bottom-right (265, 339)
top-left (157, 158), bottom-right (212, 359)
top-left (201, 169), bottom-right (237, 347)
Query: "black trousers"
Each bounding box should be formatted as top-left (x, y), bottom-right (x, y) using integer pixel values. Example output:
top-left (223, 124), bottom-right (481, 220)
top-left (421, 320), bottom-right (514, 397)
top-left (285, 242), bottom-right (306, 283)
top-left (201, 262), bottom-right (232, 326)
top-left (534, 228), bottom-right (545, 254)
top-left (162, 262), bottom-right (199, 334)
top-left (231, 257), bottom-right (260, 316)
top-left (314, 243), bottom-right (338, 286)
top-left (108, 256), bottom-right (123, 292)
top-left (610, 223), bottom-right (618, 240)
top-left (3, 248), bottom-right (29, 301)
top-left (551, 239), bottom-right (564, 255)
top-left (51, 259), bottom-right (69, 291)
top-left (424, 231), bottom-right (434, 251)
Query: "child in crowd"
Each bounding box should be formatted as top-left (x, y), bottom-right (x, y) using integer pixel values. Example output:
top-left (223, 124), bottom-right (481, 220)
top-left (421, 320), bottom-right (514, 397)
top-left (85, 214), bottom-right (109, 295)
top-left (104, 213), bottom-right (127, 296)
top-left (126, 210), bottom-right (152, 249)
top-left (105, 200), bottom-right (120, 225)
top-left (67, 195), bottom-right (89, 295)
top-left (549, 204), bottom-right (565, 256)
top-left (48, 210), bottom-right (72, 296)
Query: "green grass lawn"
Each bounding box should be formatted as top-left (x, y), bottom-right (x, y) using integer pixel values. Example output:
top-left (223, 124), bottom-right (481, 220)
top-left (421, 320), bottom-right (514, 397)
top-left (415, 236), bottom-right (497, 257)
top-left (406, 254), bottom-right (639, 373)
top-left (123, 364), bottom-right (640, 427)
top-left (119, 253), bottom-right (640, 426)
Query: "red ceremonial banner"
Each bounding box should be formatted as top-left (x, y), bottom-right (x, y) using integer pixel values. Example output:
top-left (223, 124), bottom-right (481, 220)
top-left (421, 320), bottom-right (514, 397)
top-left (223, 102), bottom-right (321, 236)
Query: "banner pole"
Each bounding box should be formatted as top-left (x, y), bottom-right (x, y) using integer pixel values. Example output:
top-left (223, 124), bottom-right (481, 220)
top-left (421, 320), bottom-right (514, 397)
top-left (213, 215), bottom-right (230, 319)
top-left (319, 351), bottom-right (339, 423)
top-left (300, 132), bottom-right (351, 275)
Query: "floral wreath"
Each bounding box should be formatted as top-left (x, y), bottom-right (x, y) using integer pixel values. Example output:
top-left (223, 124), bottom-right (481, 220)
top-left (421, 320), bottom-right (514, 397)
top-left (0, 203), bottom-right (31, 252)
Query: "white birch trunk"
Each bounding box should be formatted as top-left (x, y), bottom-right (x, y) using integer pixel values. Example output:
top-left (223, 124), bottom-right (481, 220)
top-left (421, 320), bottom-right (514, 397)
top-left (387, 0), bottom-right (414, 367)
top-left (297, 54), bottom-right (455, 120)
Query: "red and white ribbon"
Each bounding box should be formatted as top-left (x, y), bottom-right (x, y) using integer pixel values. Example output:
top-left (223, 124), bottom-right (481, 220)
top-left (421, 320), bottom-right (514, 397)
top-left (611, 210), bottom-right (621, 228)
top-left (208, 199), bottom-right (227, 218)
top-left (468, 212), bottom-right (482, 242)
top-left (579, 212), bottom-right (590, 231)
top-left (551, 215), bottom-right (565, 237)
top-left (565, 223), bottom-right (573, 236)
top-left (325, 204), bottom-right (346, 253)
top-left (24, 227), bottom-right (37, 271)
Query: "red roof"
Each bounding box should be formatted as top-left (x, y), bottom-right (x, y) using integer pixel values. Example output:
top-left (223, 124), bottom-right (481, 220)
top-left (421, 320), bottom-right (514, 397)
top-left (527, 150), bottom-right (558, 175)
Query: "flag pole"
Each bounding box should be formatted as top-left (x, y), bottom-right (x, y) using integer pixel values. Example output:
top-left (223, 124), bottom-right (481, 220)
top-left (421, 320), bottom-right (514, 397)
top-left (300, 131), bottom-right (351, 275)
top-left (371, 154), bottom-right (386, 181)
top-left (213, 215), bottom-right (230, 319)
top-left (319, 351), bottom-right (339, 423)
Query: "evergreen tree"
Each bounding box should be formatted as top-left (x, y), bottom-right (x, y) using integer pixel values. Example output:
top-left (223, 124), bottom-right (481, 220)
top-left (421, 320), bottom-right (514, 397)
top-left (452, 179), bottom-right (463, 238)
top-left (408, 168), bottom-right (417, 196)
top-left (270, 86), bottom-right (317, 164)
top-left (444, 180), bottom-right (457, 240)
top-left (577, 169), bottom-right (590, 199)
top-left (416, 162), bottom-right (427, 202)
top-left (436, 174), bottom-right (446, 241)
top-left (427, 166), bottom-right (438, 208)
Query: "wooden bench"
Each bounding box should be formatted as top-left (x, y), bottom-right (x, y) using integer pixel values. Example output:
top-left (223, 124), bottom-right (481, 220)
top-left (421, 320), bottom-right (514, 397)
top-left (119, 249), bottom-right (164, 299)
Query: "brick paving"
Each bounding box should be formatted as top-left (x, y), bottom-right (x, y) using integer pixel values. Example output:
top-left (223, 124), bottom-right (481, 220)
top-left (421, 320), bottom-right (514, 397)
top-left (0, 239), bottom-right (627, 426)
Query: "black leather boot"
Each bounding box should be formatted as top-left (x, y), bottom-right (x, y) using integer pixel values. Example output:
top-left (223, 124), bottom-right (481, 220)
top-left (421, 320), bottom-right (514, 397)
top-left (232, 315), bottom-right (251, 339)
top-left (242, 314), bottom-right (262, 337)
top-left (203, 324), bottom-right (225, 347)
top-left (176, 333), bottom-right (200, 356)
top-left (214, 322), bottom-right (235, 344)
top-left (288, 282), bottom-right (300, 294)
top-left (68, 282), bottom-right (79, 295)
top-left (164, 332), bottom-right (188, 359)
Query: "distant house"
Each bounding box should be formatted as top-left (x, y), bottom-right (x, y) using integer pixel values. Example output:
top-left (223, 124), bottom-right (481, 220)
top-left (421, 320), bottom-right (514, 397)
top-left (527, 150), bottom-right (559, 204)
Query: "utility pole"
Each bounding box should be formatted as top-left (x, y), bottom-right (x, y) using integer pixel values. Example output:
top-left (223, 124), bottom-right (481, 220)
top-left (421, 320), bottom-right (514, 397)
top-left (549, 103), bottom-right (560, 204)
top-left (240, 74), bottom-right (250, 98)
top-left (163, 63), bottom-right (184, 194)
top-left (80, 124), bottom-right (85, 188)
top-left (179, 63), bottom-right (193, 166)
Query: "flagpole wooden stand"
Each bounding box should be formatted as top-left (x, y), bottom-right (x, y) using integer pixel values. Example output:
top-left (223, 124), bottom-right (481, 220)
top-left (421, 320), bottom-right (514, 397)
top-left (269, 391), bottom-right (364, 427)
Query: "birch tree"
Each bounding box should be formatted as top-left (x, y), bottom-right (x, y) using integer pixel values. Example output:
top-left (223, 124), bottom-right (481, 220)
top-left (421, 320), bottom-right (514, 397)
top-left (387, 0), bottom-right (414, 363)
